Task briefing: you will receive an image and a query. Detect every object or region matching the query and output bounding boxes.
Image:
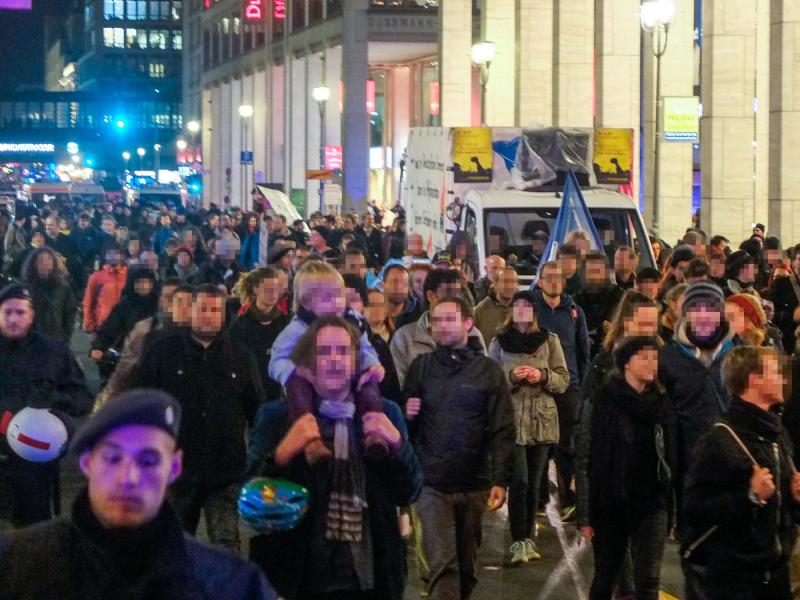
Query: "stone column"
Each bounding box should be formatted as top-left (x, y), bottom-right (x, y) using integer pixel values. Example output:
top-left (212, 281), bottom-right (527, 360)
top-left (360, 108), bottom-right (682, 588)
top-left (642, 0), bottom-right (694, 243)
top-left (554, 0), bottom-right (594, 127)
top-left (768, 0), bottom-right (800, 243)
top-left (594, 0), bottom-right (641, 204)
top-left (701, 0), bottom-right (767, 242)
top-left (341, 0), bottom-right (369, 213)
top-left (439, 0), bottom-right (472, 126)
top-left (516, 0), bottom-right (554, 126)
top-left (482, 0), bottom-right (516, 126)
top-left (290, 55), bottom-right (307, 214)
top-left (307, 53), bottom-right (324, 211)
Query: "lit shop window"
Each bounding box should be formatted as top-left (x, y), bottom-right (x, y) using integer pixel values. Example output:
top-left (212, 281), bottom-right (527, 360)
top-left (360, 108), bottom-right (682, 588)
top-left (149, 63), bottom-right (166, 78)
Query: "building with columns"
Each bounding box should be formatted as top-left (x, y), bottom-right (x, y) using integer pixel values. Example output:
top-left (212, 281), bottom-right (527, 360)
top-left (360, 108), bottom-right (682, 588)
top-left (187, 0), bottom-right (800, 246)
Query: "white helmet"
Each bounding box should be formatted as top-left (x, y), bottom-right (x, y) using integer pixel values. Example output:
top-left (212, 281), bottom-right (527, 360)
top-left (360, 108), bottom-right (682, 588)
top-left (0, 408), bottom-right (70, 463)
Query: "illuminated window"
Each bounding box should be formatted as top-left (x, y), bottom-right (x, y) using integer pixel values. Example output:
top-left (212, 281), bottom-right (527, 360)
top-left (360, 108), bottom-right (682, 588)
top-left (104, 27), bottom-right (125, 47)
top-left (149, 29), bottom-right (168, 49)
top-left (137, 28), bottom-right (148, 48)
top-left (125, 28), bottom-right (139, 48)
top-left (104, 0), bottom-right (125, 18)
top-left (149, 62), bottom-right (165, 78)
top-left (172, 0), bottom-right (182, 19)
top-left (172, 31), bottom-right (182, 49)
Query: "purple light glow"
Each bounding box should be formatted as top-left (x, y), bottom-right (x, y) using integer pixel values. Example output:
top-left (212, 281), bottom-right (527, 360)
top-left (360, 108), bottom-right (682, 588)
top-left (0, 0), bottom-right (32, 9)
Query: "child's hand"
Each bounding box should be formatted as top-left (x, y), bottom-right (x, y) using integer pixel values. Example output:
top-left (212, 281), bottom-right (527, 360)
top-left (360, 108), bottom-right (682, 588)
top-left (362, 412), bottom-right (402, 452)
top-left (406, 397), bottom-right (422, 420)
top-left (357, 364), bottom-right (385, 390)
top-left (275, 414), bottom-right (321, 466)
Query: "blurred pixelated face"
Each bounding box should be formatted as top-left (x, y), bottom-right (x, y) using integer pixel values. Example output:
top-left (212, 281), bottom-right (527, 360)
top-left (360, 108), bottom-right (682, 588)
top-left (431, 281), bottom-right (461, 304)
top-left (365, 291), bottom-right (387, 328)
top-left (344, 253), bottom-right (367, 278)
top-left (345, 287), bottom-right (365, 314)
top-left (315, 326), bottom-right (356, 397)
top-left (710, 257), bottom-right (726, 279)
top-left (512, 299), bottom-right (534, 325)
top-left (626, 348), bottom-right (659, 384)
top-left (687, 304), bottom-right (721, 339)
top-left (309, 230), bottom-right (326, 250)
top-left (30, 232), bottom-right (45, 249)
top-left (171, 291), bottom-right (193, 326)
top-left (127, 239), bottom-right (141, 257)
top-left (106, 249), bottom-right (122, 267)
top-left (79, 217), bottom-right (91, 230)
top-left (674, 261), bottom-right (690, 283)
top-left (738, 263), bottom-right (756, 285)
top-left (292, 250), bottom-right (309, 272)
top-left (410, 269), bottom-right (427, 299)
top-left (191, 294), bottom-right (225, 338)
top-left (181, 230), bottom-right (195, 246)
top-left (307, 281), bottom-right (345, 317)
top-left (615, 251), bottom-right (635, 275)
top-left (532, 239), bottom-right (546, 256)
top-left (134, 278), bottom-right (153, 297)
top-left (81, 425), bottom-right (181, 529)
top-left (584, 259), bottom-right (607, 286)
top-left (0, 299), bottom-right (34, 340)
top-left (255, 277), bottom-right (281, 310)
top-left (140, 252), bottom-right (159, 273)
top-left (159, 285), bottom-right (177, 314)
top-left (101, 219), bottom-right (116, 236)
top-left (724, 302), bottom-right (748, 337)
top-left (277, 270), bottom-right (289, 296)
top-left (35, 252), bottom-right (55, 280)
top-left (45, 216), bottom-right (59, 238)
top-left (207, 215), bottom-right (220, 229)
top-left (485, 257), bottom-right (504, 282)
top-left (431, 301), bottom-right (470, 347)
top-left (627, 305), bottom-right (660, 337)
top-left (408, 234), bottom-right (424, 255)
top-left (495, 270), bottom-right (519, 301)
top-left (177, 250), bottom-right (192, 267)
top-left (559, 255), bottom-right (577, 278)
top-left (574, 238), bottom-right (590, 256)
top-left (757, 355), bottom-right (786, 404)
top-left (651, 240), bottom-right (661, 260)
top-left (362, 213), bottom-right (374, 228)
top-left (539, 266), bottom-right (564, 297)
top-left (636, 281), bottom-right (659, 300)
top-left (766, 249), bottom-right (782, 267)
top-left (384, 269), bottom-right (409, 304)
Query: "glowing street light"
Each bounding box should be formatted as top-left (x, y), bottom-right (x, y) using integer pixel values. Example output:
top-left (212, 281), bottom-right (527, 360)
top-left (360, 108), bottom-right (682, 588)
top-left (471, 41), bottom-right (495, 125)
top-left (186, 120), bottom-right (200, 134)
top-left (176, 139), bottom-right (187, 151)
top-left (137, 147), bottom-right (146, 170)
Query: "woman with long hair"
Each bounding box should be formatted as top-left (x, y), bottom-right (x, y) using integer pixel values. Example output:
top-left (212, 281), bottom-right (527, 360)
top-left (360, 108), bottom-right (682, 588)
top-left (488, 290), bottom-right (570, 564)
top-left (660, 283), bottom-right (688, 344)
top-left (21, 246), bottom-right (77, 342)
top-left (724, 293), bottom-right (769, 347)
top-left (181, 224), bottom-right (210, 265)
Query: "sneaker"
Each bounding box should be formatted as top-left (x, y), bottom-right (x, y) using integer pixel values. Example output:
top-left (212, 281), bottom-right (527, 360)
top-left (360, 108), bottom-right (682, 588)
top-left (560, 505), bottom-right (577, 523)
top-left (523, 539), bottom-right (541, 560)
top-left (510, 541), bottom-right (528, 565)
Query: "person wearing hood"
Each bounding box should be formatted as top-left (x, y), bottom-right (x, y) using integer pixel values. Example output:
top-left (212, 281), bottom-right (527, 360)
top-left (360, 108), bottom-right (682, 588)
top-left (228, 267), bottom-right (290, 402)
top-left (166, 244), bottom-right (199, 282)
top-left (574, 252), bottom-right (624, 357)
top-left (577, 337), bottom-right (677, 600)
top-left (531, 260), bottom-right (591, 520)
top-left (658, 281), bottom-right (740, 539)
top-left (90, 266), bottom-right (159, 380)
top-left (474, 266), bottom-right (518, 346)
top-left (723, 249), bottom-right (759, 297)
top-left (404, 297), bottom-right (515, 600)
top-left (682, 346), bottom-right (800, 600)
top-left (191, 236), bottom-right (242, 294)
top-left (488, 290), bottom-right (570, 564)
top-left (21, 246), bottom-right (78, 342)
top-left (658, 244), bottom-right (695, 302)
top-left (82, 244), bottom-right (128, 334)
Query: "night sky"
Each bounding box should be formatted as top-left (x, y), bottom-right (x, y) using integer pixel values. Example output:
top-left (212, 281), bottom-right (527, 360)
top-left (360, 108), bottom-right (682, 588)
top-left (0, 0), bottom-right (61, 91)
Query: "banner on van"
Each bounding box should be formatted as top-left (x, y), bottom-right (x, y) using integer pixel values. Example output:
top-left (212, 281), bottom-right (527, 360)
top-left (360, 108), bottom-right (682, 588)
top-left (452, 127), bottom-right (493, 183)
top-left (593, 128), bottom-right (633, 184)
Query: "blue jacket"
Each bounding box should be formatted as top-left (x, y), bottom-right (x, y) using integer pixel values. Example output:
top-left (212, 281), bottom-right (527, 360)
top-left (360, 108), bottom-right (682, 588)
top-left (240, 231), bottom-right (260, 270)
top-left (268, 313), bottom-right (380, 386)
top-left (532, 289), bottom-right (590, 387)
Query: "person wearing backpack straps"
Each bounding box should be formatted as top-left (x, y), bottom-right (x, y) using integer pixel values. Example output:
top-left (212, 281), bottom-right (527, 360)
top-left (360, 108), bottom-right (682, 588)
top-left (682, 345), bottom-right (800, 600)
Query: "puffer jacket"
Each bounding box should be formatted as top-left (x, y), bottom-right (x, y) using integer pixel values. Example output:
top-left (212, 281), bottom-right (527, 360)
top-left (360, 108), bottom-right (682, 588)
top-left (488, 332), bottom-right (569, 445)
top-left (82, 265), bottom-right (127, 333)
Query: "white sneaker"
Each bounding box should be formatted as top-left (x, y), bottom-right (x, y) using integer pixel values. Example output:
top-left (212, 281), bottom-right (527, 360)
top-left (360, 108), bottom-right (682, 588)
top-left (524, 538), bottom-right (541, 560)
top-left (510, 541), bottom-right (529, 564)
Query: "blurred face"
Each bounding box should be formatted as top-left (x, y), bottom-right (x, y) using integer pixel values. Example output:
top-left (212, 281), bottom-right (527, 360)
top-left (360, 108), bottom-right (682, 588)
top-left (106, 250), bottom-right (122, 267)
top-left (134, 278), bottom-right (153, 296)
top-left (221, 215), bottom-right (232, 229)
top-left (384, 269), bottom-right (409, 304)
top-left (35, 252), bottom-right (55, 279)
top-left (159, 215), bottom-right (171, 227)
top-left (532, 239), bottom-right (546, 257)
top-left (724, 302), bottom-right (748, 336)
top-left (674, 260), bottom-right (690, 283)
top-left (344, 253), bottom-right (367, 278)
top-left (307, 282), bottom-right (345, 317)
top-left (539, 266), bottom-right (564, 298)
top-left (31, 232), bottom-right (44, 249)
top-left (365, 291), bottom-right (387, 328)
top-left (191, 294), bottom-right (225, 339)
top-left (140, 252), bottom-right (159, 272)
top-left (81, 426), bottom-right (181, 529)
top-left (651, 240), bottom-right (661, 260)
top-left (485, 257), bottom-right (505, 282)
top-left (208, 215), bottom-right (220, 229)
top-left (738, 263), bottom-right (756, 285)
top-left (626, 348), bottom-right (659, 385)
top-left (45, 216), bottom-right (59, 237)
top-left (101, 219), bottom-right (115, 236)
top-left (0, 299), bottom-right (34, 339)
top-left (793, 253), bottom-right (800, 276)
top-left (182, 230), bottom-right (195, 245)
top-left (754, 355), bottom-right (786, 405)
top-left (495, 270), bottom-right (519, 302)
top-left (177, 250), bottom-right (192, 267)
top-left (431, 301), bottom-right (470, 347)
top-left (512, 299), bottom-right (534, 326)
top-left (408, 234), bottom-right (423, 255)
top-left (559, 255), bottom-right (577, 278)
top-left (710, 257), bottom-right (726, 279)
top-left (159, 286), bottom-right (177, 314)
top-left (277, 270), bottom-right (289, 296)
top-left (345, 288), bottom-right (365, 314)
top-left (626, 305), bottom-right (660, 337)
top-left (584, 259), bottom-right (608, 286)
top-left (636, 280), bottom-right (659, 300)
top-left (248, 216), bottom-right (258, 229)
top-left (171, 291), bottom-right (193, 326)
top-left (429, 280), bottom-right (462, 305)
top-left (127, 240), bottom-right (141, 257)
top-left (79, 217), bottom-right (91, 230)
top-left (255, 277), bottom-right (281, 310)
top-left (292, 250), bottom-right (309, 271)
top-left (309, 230), bottom-right (326, 250)
top-left (314, 326), bottom-right (356, 398)
top-left (363, 213), bottom-right (374, 228)
top-left (410, 269), bottom-right (427, 300)
top-left (615, 251), bottom-right (634, 276)
top-left (687, 304), bottom-right (722, 339)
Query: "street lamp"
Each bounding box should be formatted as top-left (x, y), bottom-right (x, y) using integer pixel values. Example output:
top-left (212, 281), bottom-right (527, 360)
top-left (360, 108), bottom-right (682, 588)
top-left (186, 120), bottom-right (201, 165)
top-left (471, 41), bottom-right (495, 126)
top-left (176, 139), bottom-right (187, 151)
top-left (641, 0), bottom-right (676, 233)
top-left (153, 143), bottom-right (162, 177)
top-left (137, 147), bottom-right (146, 170)
top-left (122, 151), bottom-right (131, 178)
top-left (186, 120), bottom-right (200, 134)
top-left (238, 105), bottom-right (254, 209)
top-left (311, 85), bottom-right (331, 213)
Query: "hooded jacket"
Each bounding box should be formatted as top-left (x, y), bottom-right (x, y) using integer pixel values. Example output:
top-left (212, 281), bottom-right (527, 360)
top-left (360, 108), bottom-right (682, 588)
top-left (82, 264), bottom-right (128, 333)
top-left (532, 288), bottom-right (591, 387)
top-left (389, 310), bottom-right (487, 387)
top-left (27, 278), bottom-right (77, 342)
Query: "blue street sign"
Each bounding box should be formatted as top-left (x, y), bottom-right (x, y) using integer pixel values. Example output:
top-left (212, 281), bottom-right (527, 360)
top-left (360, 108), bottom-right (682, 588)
top-left (240, 151), bottom-right (253, 165)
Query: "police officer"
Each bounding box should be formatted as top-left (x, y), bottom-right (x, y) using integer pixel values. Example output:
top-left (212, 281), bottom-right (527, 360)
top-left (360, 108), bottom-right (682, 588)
top-left (0, 389), bottom-right (277, 599)
top-left (0, 283), bottom-right (93, 526)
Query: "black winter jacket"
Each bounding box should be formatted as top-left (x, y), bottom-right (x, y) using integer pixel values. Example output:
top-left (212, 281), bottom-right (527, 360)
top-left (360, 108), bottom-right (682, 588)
top-left (403, 342), bottom-right (515, 492)
top-left (574, 284), bottom-right (624, 355)
top-left (27, 279), bottom-right (77, 342)
top-left (0, 491), bottom-right (276, 600)
top-left (133, 331), bottom-right (265, 489)
top-left (682, 397), bottom-right (800, 583)
top-left (771, 274), bottom-right (800, 354)
top-left (228, 307), bottom-right (290, 402)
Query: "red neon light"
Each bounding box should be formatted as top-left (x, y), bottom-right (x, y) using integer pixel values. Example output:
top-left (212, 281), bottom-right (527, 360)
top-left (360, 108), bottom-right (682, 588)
top-left (204, 0), bottom-right (210, 7)
top-left (245, 0), bottom-right (262, 20)
top-left (366, 80), bottom-right (376, 113)
top-left (429, 81), bottom-right (440, 116)
top-left (273, 0), bottom-right (285, 20)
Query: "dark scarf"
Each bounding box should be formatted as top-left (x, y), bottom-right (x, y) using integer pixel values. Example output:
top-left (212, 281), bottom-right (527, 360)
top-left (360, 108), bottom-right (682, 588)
top-left (686, 320), bottom-right (730, 350)
top-left (496, 327), bottom-right (549, 354)
top-left (590, 376), bottom-right (666, 515)
top-left (248, 303), bottom-right (282, 323)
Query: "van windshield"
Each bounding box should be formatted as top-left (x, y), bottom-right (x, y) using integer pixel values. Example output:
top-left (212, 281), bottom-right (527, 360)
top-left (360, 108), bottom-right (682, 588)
top-left (484, 207), bottom-right (654, 276)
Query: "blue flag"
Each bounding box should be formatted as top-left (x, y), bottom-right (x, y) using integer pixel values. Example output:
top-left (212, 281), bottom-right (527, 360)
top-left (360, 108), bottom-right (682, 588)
top-left (530, 170), bottom-right (604, 288)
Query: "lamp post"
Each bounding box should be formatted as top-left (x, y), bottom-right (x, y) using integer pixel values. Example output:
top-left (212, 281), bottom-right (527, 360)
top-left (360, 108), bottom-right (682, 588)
top-left (136, 147), bottom-right (146, 170)
top-left (186, 119), bottom-right (200, 162)
top-left (122, 151), bottom-right (131, 178)
top-left (153, 143), bottom-right (161, 178)
top-left (311, 85), bottom-right (331, 213)
top-left (471, 41), bottom-right (495, 126)
top-left (641, 0), bottom-right (676, 234)
top-left (238, 105), bottom-right (253, 210)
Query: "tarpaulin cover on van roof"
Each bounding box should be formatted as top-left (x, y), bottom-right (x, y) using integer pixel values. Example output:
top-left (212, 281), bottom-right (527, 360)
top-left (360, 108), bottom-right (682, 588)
top-left (511, 127), bottom-right (593, 191)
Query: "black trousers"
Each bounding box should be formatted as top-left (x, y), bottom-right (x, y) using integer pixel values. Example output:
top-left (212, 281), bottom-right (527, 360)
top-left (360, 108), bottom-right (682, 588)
top-left (509, 444), bottom-right (551, 541)
top-left (171, 482), bottom-right (241, 552)
top-left (554, 386), bottom-right (581, 507)
top-left (684, 562), bottom-right (792, 600)
top-left (0, 456), bottom-right (59, 527)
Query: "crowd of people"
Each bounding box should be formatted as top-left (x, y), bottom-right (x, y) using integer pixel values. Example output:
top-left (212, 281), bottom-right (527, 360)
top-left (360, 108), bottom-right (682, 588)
top-left (1, 194), bottom-right (800, 600)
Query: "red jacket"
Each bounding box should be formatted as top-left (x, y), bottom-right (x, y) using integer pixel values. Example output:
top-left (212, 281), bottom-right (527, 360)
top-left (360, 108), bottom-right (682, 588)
top-left (82, 265), bottom-right (127, 333)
